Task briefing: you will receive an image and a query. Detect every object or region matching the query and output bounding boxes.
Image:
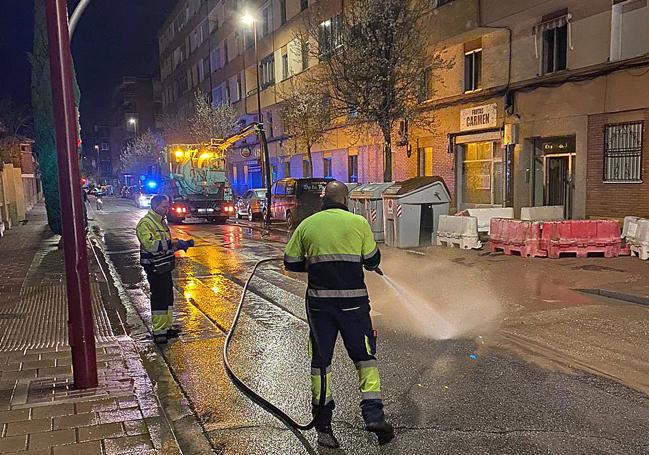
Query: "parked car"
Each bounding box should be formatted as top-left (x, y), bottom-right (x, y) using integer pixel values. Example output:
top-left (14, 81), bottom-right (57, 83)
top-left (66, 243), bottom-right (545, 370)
top-left (121, 186), bottom-right (136, 199)
top-left (235, 189), bottom-right (267, 221)
top-left (133, 189), bottom-right (156, 209)
top-left (268, 178), bottom-right (333, 230)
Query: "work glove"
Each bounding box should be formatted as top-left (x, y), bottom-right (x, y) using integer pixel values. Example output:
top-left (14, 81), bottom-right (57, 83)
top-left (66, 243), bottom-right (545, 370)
top-left (363, 265), bottom-right (384, 275)
top-left (176, 239), bottom-right (194, 252)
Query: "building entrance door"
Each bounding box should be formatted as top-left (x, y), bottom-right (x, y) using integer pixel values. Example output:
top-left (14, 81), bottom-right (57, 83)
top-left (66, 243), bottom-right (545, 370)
top-left (531, 136), bottom-right (576, 219)
top-left (247, 160), bottom-right (263, 189)
top-left (544, 154), bottom-right (574, 218)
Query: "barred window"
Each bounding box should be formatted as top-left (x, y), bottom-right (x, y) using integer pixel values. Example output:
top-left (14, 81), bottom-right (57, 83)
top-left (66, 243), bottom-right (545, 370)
top-left (604, 122), bottom-right (644, 182)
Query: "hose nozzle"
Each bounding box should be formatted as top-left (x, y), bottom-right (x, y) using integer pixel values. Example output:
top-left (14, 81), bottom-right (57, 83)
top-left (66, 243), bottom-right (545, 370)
top-left (374, 267), bottom-right (384, 276)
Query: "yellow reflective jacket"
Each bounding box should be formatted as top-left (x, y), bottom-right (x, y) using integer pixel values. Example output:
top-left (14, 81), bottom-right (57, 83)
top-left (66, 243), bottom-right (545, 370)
top-left (284, 203), bottom-right (380, 307)
top-left (136, 210), bottom-right (175, 268)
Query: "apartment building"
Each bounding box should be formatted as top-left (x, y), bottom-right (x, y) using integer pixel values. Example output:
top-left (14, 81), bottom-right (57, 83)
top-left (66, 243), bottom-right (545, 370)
top-left (409, 0), bottom-right (649, 219)
top-left (108, 77), bottom-right (162, 181)
top-left (159, 0), bottom-right (328, 194)
top-left (159, 0), bottom-right (649, 218)
top-left (88, 125), bottom-right (112, 180)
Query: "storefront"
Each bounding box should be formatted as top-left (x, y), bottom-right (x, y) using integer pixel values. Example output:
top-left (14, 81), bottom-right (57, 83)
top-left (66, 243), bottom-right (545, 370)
top-left (454, 103), bottom-right (506, 210)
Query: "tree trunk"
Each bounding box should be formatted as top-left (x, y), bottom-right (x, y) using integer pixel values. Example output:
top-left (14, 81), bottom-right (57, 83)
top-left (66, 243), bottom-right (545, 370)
top-left (382, 128), bottom-right (392, 182)
top-left (306, 145), bottom-right (314, 178)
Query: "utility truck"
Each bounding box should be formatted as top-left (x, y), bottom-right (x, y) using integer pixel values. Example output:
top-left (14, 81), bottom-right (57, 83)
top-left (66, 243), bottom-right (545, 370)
top-left (164, 123), bottom-right (268, 224)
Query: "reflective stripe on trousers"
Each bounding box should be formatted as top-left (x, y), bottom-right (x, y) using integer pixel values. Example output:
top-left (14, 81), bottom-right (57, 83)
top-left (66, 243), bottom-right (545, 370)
top-left (152, 307), bottom-right (173, 335)
top-left (310, 364), bottom-right (333, 406)
top-left (355, 359), bottom-right (382, 401)
top-left (307, 305), bottom-right (384, 424)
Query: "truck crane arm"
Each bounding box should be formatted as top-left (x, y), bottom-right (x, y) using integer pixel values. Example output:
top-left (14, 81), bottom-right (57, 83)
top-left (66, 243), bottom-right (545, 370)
top-left (212, 122), bottom-right (272, 228)
top-left (210, 123), bottom-right (265, 154)
top-left (167, 122), bottom-right (272, 227)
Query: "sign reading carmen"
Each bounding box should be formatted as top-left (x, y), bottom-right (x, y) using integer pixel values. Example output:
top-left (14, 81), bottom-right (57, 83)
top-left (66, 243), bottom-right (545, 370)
top-left (460, 104), bottom-right (498, 132)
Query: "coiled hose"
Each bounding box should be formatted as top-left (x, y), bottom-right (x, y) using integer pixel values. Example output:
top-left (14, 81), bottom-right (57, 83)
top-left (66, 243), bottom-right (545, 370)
top-left (222, 257), bottom-right (326, 431)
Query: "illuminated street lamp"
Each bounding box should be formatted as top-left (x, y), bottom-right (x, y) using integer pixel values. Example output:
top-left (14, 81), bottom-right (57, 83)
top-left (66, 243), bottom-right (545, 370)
top-left (128, 117), bottom-right (138, 135)
top-left (241, 12), bottom-right (255, 27)
top-left (241, 11), bottom-right (272, 228)
top-left (94, 144), bottom-right (100, 174)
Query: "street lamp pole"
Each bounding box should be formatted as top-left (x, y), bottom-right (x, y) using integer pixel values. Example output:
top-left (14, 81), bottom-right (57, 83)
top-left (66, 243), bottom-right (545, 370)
top-left (244, 13), bottom-right (272, 228)
top-left (44, 0), bottom-right (98, 389)
top-left (69, 0), bottom-right (91, 37)
top-left (253, 21), bottom-right (262, 125)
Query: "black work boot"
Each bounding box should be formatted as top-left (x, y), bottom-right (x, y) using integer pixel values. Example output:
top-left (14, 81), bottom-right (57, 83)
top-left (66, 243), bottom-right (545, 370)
top-left (313, 403), bottom-right (339, 448)
top-left (361, 399), bottom-right (394, 445)
top-left (153, 335), bottom-right (167, 344)
top-left (316, 425), bottom-right (340, 449)
top-left (366, 419), bottom-right (395, 446)
top-left (166, 327), bottom-right (181, 339)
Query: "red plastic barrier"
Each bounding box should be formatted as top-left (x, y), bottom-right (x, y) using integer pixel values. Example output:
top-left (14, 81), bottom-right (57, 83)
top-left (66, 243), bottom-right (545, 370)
top-left (489, 219), bottom-right (546, 258)
top-left (540, 220), bottom-right (624, 258)
top-left (489, 217), bottom-right (508, 243)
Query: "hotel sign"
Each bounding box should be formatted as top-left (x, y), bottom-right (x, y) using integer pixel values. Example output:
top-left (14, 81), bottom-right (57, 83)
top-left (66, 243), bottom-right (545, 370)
top-left (460, 104), bottom-right (498, 132)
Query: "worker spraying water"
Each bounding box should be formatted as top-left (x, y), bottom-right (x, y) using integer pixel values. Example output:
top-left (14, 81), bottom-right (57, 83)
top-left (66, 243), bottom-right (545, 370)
top-left (284, 180), bottom-right (395, 448)
top-left (223, 184), bottom-right (500, 448)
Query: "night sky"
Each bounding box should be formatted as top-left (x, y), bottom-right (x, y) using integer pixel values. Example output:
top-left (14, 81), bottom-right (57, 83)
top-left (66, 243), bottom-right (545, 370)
top-left (1, 0), bottom-right (176, 135)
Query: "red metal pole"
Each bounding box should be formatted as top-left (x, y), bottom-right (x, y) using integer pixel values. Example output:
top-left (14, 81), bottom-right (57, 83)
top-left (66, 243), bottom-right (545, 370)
top-left (45, 0), bottom-right (98, 389)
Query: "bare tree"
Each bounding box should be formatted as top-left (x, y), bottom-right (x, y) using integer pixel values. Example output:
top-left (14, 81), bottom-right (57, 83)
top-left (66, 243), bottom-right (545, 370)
top-left (300, 0), bottom-right (450, 181)
top-left (0, 99), bottom-right (31, 138)
top-left (0, 99), bottom-right (32, 168)
top-left (278, 80), bottom-right (331, 177)
top-left (159, 112), bottom-right (189, 145)
top-left (0, 137), bottom-right (22, 168)
top-left (189, 90), bottom-right (238, 144)
top-left (120, 130), bottom-right (164, 177)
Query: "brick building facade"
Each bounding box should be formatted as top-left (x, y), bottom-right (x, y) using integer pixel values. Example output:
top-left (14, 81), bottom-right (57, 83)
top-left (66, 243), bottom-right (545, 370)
top-left (159, 0), bottom-right (649, 218)
top-left (587, 109), bottom-right (649, 218)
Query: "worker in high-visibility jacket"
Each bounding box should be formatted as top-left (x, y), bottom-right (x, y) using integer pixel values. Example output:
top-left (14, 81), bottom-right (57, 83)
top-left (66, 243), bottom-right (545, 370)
top-left (136, 195), bottom-right (191, 344)
top-left (284, 181), bottom-right (394, 448)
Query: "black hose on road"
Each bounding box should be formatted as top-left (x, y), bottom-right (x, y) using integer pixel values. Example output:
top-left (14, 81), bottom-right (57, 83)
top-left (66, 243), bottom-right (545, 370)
top-left (223, 257), bottom-right (327, 433)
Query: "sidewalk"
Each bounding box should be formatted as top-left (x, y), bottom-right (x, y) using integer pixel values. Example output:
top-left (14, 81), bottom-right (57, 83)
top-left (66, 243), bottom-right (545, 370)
top-left (230, 215), bottom-right (649, 305)
top-left (414, 242), bottom-right (649, 306)
top-left (0, 205), bottom-right (181, 455)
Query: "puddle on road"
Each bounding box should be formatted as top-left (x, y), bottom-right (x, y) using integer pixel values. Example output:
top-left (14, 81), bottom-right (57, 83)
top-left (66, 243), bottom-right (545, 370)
top-left (571, 264), bottom-right (626, 273)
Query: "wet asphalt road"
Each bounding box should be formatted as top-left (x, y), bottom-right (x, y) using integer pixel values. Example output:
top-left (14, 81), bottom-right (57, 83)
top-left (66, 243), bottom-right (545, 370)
top-left (90, 198), bottom-right (649, 454)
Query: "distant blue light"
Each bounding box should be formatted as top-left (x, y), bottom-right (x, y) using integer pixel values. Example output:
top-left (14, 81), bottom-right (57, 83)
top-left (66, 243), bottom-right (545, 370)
top-left (146, 180), bottom-right (158, 189)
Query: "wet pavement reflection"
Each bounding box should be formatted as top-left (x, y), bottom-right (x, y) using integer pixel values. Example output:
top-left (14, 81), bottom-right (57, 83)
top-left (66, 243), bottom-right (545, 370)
top-left (90, 199), bottom-right (649, 454)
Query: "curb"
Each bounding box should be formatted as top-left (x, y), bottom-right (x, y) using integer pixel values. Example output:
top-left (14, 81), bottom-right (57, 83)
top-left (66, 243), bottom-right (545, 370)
top-left (577, 288), bottom-right (649, 307)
